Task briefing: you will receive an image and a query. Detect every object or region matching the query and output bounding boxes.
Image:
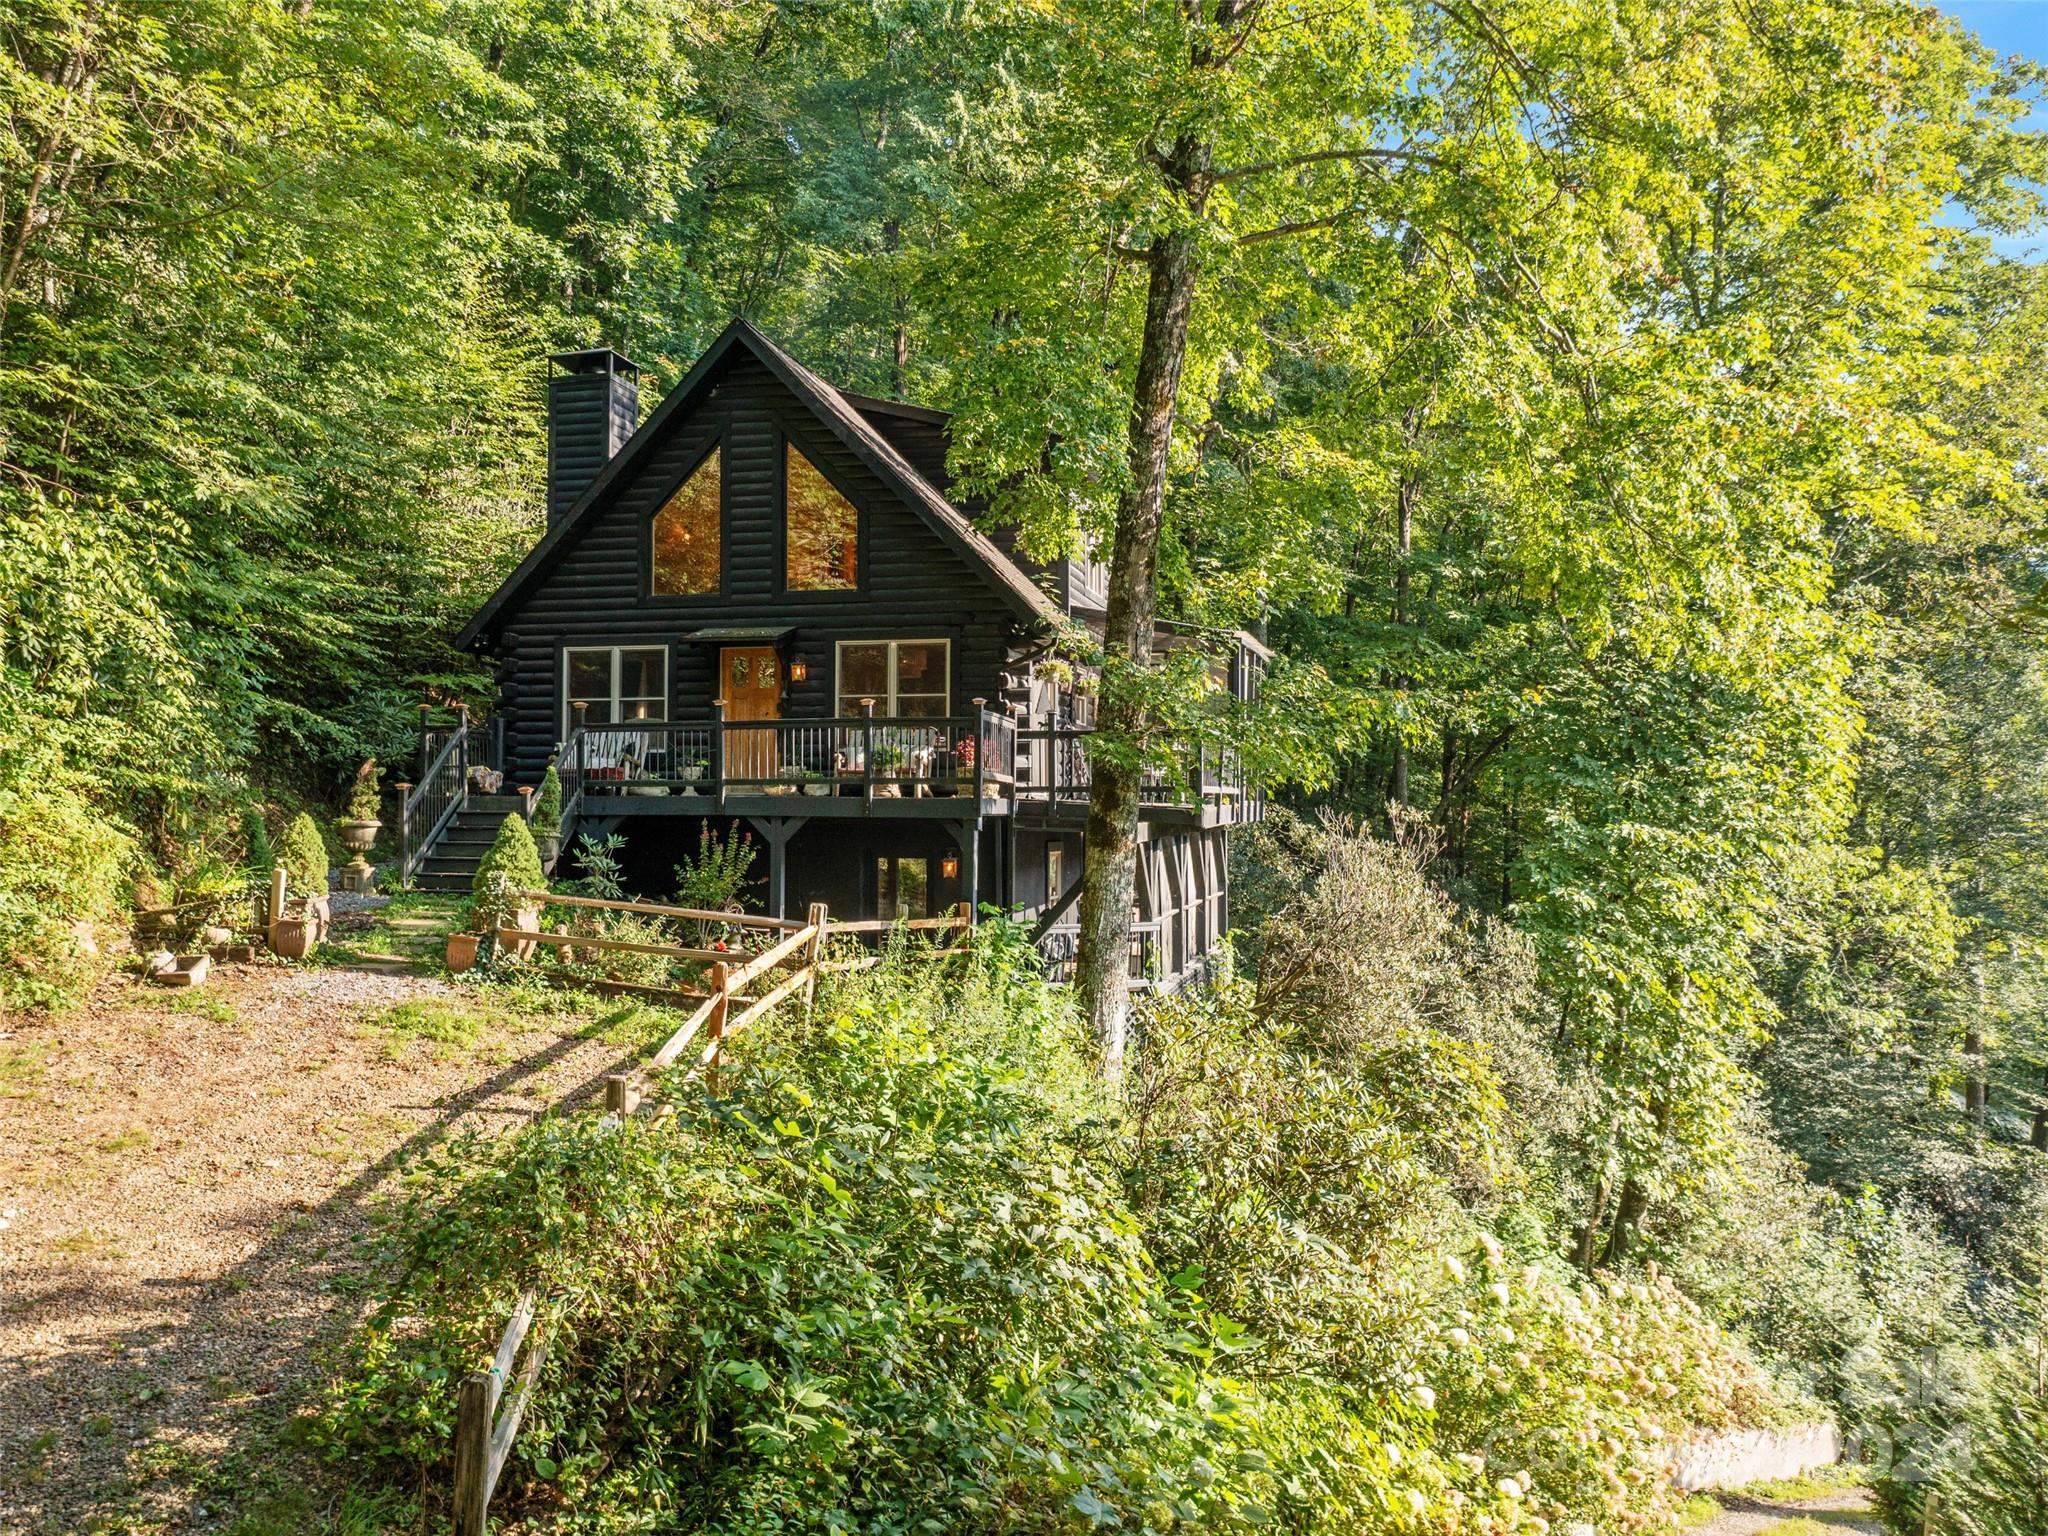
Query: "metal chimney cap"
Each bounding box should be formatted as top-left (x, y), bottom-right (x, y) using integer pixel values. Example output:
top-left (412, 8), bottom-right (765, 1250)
top-left (548, 347), bottom-right (640, 377)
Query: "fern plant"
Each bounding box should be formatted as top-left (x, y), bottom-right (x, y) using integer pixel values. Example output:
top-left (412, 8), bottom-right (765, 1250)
top-left (673, 822), bottom-right (756, 912)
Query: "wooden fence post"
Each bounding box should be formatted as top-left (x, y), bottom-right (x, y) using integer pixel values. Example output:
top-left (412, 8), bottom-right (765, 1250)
top-left (705, 961), bottom-right (730, 1084)
top-left (452, 1370), bottom-right (496, 1536)
top-left (605, 1074), bottom-right (640, 1118)
top-left (804, 903), bottom-right (828, 1011)
top-left (267, 865), bottom-right (288, 940)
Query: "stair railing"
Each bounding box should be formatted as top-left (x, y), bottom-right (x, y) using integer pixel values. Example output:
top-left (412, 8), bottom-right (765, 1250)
top-left (395, 707), bottom-right (469, 885)
top-left (552, 727), bottom-right (587, 864)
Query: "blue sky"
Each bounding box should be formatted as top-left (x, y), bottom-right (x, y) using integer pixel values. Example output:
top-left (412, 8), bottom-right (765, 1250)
top-left (1939, 3), bottom-right (2048, 257)
top-left (1943, 2), bottom-right (2048, 63)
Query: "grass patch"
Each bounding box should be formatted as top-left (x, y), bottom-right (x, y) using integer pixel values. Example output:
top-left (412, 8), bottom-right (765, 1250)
top-left (364, 997), bottom-right (488, 1048)
top-left (1741, 1465), bottom-right (1869, 1501)
top-left (573, 999), bottom-right (689, 1050)
top-left (1677, 1492), bottom-right (1723, 1528)
top-left (0, 1038), bottom-right (51, 1096)
top-left (51, 1228), bottom-right (124, 1258)
top-left (166, 992), bottom-right (238, 1023)
top-left (99, 1125), bottom-right (153, 1154)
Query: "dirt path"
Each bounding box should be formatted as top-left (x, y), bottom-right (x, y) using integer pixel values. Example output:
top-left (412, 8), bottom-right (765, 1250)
top-left (1690, 1485), bottom-right (1880, 1536)
top-left (0, 956), bottom-right (648, 1536)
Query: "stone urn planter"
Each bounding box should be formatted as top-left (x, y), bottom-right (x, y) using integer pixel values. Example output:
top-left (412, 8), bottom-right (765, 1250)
top-left (338, 820), bottom-right (380, 894)
top-left (535, 829), bottom-right (561, 866)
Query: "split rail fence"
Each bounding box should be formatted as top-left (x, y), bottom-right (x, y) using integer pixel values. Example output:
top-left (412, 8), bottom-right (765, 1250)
top-left (450, 892), bottom-right (973, 1535)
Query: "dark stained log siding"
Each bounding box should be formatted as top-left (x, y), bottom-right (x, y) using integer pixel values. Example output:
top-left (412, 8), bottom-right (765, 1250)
top-left (493, 354), bottom-right (1027, 784)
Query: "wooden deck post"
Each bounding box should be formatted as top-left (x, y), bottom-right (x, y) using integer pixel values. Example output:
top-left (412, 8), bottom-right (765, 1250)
top-left (419, 702), bottom-right (434, 782)
top-left (711, 698), bottom-right (726, 806)
top-left (452, 1370), bottom-right (496, 1536)
top-left (860, 698), bottom-right (876, 807)
top-left (393, 781), bottom-right (413, 885)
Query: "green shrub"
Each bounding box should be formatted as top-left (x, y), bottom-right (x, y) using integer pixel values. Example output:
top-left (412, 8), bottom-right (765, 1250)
top-left (277, 812), bottom-right (328, 901)
top-left (0, 763), bottom-right (130, 1015)
top-left (531, 761), bottom-right (561, 837)
top-left (471, 815), bottom-right (545, 930)
top-left (673, 821), bottom-right (756, 911)
top-left (239, 803), bottom-right (272, 873)
top-left (346, 759), bottom-right (381, 822)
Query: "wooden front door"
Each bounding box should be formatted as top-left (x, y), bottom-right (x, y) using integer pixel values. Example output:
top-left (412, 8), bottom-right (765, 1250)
top-left (721, 646), bottom-right (780, 782)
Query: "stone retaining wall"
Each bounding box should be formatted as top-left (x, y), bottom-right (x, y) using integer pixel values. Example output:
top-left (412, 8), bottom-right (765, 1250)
top-left (1669, 1422), bottom-right (1840, 1492)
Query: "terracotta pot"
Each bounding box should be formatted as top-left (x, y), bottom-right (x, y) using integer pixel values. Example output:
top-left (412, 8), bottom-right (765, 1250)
top-left (445, 932), bottom-right (481, 972)
top-left (269, 919), bottom-right (316, 961)
top-left (338, 819), bottom-right (380, 856)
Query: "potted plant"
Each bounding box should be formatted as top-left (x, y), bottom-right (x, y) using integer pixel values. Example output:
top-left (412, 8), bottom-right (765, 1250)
top-left (871, 743), bottom-right (906, 797)
top-left (678, 757), bottom-right (708, 795)
top-left (531, 760), bottom-right (563, 864)
top-left (768, 765), bottom-right (803, 796)
top-left (801, 769), bottom-right (831, 797)
top-left (460, 814), bottom-right (546, 967)
top-left (268, 812), bottom-right (329, 960)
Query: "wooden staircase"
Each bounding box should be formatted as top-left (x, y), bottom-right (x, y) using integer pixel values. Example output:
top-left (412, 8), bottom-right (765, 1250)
top-left (415, 795), bottom-right (527, 892)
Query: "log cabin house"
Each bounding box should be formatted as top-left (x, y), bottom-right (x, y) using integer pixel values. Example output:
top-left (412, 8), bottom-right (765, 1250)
top-left (400, 320), bottom-right (1264, 990)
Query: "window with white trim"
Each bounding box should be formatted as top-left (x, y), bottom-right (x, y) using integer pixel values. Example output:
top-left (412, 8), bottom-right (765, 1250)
top-left (563, 645), bottom-right (668, 735)
top-left (835, 639), bottom-right (949, 719)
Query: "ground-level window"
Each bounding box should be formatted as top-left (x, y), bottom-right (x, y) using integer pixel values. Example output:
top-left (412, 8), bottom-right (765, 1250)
top-left (836, 639), bottom-right (949, 718)
top-left (564, 645), bottom-right (668, 735)
top-left (1046, 843), bottom-right (1065, 905)
top-left (876, 856), bottom-right (929, 920)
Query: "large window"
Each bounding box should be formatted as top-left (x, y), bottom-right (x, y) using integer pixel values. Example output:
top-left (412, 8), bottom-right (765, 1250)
top-left (836, 639), bottom-right (949, 718)
top-left (876, 856), bottom-right (929, 920)
top-left (651, 449), bottom-right (721, 595)
top-left (785, 445), bottom-right (859, 591)
top-left (564, 645), bottom-right (668, 734)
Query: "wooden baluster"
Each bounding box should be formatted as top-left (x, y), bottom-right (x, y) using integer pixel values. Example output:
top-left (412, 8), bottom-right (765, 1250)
top-left (971, 699), bottom-right (987, 802)
top-left (456, 704), bottom-right (470, 796)
top-left (418, 702), bottom-right (433, 782)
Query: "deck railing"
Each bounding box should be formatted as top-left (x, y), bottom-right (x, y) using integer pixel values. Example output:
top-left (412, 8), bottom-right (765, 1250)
top-left (558, 705), bottom-right (1014, 803)
top-left (1012, 730), bottom-right (1251, 814)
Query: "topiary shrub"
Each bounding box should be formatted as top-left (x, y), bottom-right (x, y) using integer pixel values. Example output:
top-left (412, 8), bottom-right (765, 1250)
top-left (472, 814), bottom-right (545, 930)
top-left (345, 759), bottom-right (382, 823)
top-left (277, 812), bottom-right (329, 901)
top-left (531, 761), bottom-right (562, 838)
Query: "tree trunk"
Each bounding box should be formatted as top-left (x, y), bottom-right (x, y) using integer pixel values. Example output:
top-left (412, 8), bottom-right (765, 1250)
top-left (1967, 962), bottom-right (1988, 1131)
top-left (1074, 153), bottom-right (1207, 1071)
top-left (1389, 404), bottom-right (1420, 809)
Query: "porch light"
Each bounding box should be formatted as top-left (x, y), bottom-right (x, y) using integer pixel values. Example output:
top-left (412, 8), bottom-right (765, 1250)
top-left (788, 658), bottom-right (808, 684)
top-left (941, 852), bottom-right (960, 881)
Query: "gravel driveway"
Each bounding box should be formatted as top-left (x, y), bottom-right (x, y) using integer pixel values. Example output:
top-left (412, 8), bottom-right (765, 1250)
top-left (0, 960), bottom-right (639, 1535)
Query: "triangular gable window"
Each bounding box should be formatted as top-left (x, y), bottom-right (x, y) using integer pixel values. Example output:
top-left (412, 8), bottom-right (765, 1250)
top-left (785, 445), bottom-right (858, 591)
top-left (652, 449), bottom-right (721, 595)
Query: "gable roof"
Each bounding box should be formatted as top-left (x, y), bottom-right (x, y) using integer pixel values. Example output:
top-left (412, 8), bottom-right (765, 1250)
top-left (457, 318), bottom-right (1061, 648)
